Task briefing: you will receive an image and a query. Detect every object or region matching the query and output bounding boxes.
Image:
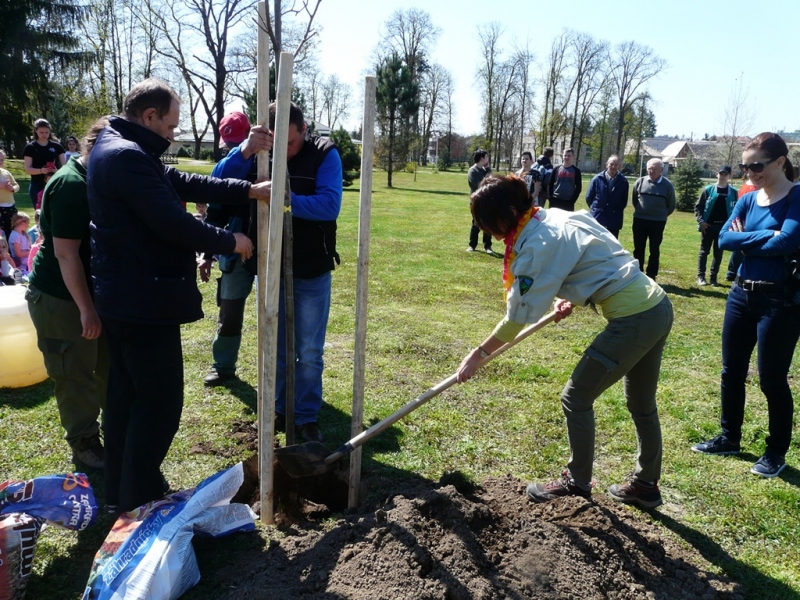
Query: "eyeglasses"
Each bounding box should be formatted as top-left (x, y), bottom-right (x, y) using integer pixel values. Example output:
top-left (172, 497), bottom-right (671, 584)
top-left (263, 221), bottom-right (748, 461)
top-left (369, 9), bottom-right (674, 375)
top-left (738, 158), bottom-right (776, 173)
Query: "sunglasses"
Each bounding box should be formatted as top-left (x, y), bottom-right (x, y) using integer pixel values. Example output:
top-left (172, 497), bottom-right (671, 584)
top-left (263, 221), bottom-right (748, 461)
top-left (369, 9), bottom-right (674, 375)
top-left (738, 157), bottom-right (776, 173)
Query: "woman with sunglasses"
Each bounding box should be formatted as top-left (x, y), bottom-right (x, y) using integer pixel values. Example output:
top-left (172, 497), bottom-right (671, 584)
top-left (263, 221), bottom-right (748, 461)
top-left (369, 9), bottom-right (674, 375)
top-left (693, 132), bottom-right (800, 478)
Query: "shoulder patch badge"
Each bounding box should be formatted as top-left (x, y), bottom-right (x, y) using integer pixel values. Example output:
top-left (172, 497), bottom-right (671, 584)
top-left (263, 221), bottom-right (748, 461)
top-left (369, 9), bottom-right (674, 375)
top-left (518, 276), bottom-right (533, 295)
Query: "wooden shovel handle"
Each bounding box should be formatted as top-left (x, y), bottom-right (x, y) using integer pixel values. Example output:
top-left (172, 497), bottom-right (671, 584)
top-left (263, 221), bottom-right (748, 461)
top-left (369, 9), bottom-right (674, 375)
top-left (324, 311), bottom-right (559, 464)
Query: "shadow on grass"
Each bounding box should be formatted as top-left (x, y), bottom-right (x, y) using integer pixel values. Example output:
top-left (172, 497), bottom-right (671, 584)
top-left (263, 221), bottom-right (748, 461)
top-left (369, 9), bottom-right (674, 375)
top-left (0, 378), bottom-right (53, 408)
top-left (651, 510), bottom-right (799, 600)
top-left (659, 283), bottom-right (730, 300)
top-left (207, 376), bottom-right (257, 412)
top-left (391, 186), bottom-right (466, 197)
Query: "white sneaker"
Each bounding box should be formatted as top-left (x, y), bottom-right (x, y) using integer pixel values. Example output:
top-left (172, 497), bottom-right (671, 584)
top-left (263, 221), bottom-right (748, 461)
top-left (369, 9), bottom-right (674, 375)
top-left (465, 247), bottom-right (475, 253)
top-left (485, 248), bottom-right (494, 255)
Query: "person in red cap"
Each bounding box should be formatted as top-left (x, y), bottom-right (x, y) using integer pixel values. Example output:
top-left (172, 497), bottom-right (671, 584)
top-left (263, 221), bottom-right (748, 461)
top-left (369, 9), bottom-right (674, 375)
top-left (219, 111), bottom-right (251, 147)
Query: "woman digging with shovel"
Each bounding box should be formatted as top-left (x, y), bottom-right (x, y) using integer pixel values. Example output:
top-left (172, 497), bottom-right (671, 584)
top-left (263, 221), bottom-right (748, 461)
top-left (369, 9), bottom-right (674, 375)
top-left (456, 174), bottom-right (674, 509)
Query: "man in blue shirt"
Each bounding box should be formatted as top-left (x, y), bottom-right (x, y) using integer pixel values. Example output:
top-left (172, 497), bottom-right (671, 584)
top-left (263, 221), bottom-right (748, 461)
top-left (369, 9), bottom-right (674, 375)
top-left (203, 105), bottom-right (343, 444)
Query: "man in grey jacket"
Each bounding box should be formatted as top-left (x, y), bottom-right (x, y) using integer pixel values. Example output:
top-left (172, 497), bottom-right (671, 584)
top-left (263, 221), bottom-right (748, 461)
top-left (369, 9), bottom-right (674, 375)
top-left (631, 159), bottom-right (676, 280)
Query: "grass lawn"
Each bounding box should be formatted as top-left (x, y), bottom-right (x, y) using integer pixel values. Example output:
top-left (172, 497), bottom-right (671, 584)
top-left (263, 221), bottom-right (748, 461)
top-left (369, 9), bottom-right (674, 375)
top-left (1, 160), bottom-right (798, 599)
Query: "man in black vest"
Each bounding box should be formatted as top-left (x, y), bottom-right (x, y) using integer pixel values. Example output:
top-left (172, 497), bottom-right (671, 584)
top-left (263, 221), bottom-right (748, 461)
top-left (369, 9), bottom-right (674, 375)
top-left (203, 103), bottom-right (342, 444)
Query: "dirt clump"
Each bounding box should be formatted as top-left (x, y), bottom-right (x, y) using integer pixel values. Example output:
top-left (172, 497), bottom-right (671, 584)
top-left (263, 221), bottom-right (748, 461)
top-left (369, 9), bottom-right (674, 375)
top-left (203, 474), bottom-right (742, 600)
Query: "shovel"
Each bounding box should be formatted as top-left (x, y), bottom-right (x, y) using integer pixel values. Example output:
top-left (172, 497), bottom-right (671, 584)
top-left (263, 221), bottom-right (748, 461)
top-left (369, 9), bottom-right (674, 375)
top-left (274, 311), bottom-right (558, 478)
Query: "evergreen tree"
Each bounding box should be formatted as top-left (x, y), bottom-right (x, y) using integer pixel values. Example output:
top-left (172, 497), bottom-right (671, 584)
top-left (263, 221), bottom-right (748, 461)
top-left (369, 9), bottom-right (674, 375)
top-left (329, 127), bottom-right (360, 187)
top-left (376, 53), bottom-right (419, 187)
top-left (0, 0), bottom-right (88, 154)
top-left (673, 157), bottom-right (704, 211)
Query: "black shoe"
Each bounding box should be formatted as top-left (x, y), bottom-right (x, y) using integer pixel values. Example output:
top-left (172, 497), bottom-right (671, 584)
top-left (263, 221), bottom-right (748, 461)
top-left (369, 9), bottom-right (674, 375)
top-left (692, 435), bottom-right (740, 455)
top-left (710, 276), bottom-right (719, 287)
top-left (296, 422), bottom-right (324, 443)
top-left (204, 371), bottom-right (234, 387)
top-left (275, 413), bottom-right (286, 433)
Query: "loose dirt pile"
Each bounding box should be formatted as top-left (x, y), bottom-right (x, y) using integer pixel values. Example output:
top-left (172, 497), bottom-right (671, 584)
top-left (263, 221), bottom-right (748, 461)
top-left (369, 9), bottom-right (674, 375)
top-left (196, 441), bottom-right (742, 600)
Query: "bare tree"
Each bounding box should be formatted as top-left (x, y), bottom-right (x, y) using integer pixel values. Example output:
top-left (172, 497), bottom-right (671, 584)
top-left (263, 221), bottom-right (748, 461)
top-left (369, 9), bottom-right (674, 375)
top-left (144, 0), bottom-right (256, 160)
top-left (513, 43), bottom-right (534, 164)
top-left (263, 0), bottom-right (322, 74)
top-left (609, 41), bottom-right (666, 155)
top-left (720, 74), bottom-right (755, 167)
top-left (476, 22), bottom-right (503, 155)
top-left (566, 32), bottom-right (608, 161)
top-left (320, 74), bottom-right (351, 130)
top-left (419, 63), bottom-right (449, 165)
top-left (539, 31), bottom-right (575, 151)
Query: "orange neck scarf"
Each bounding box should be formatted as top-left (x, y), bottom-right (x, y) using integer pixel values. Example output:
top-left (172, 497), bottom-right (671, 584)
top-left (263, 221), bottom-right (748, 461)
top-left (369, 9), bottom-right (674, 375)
top-left (503, 206), bottom-right (540, 296)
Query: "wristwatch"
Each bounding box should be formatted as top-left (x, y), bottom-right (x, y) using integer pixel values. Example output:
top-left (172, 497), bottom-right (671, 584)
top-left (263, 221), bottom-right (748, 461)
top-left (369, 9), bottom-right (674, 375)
top-left (478, 346), bottom-right (490, 358)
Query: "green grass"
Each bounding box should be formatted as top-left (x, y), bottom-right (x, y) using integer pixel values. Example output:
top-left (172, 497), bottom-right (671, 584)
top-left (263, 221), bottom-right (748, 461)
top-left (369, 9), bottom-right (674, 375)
top-left (1, 164), bottom-right (799, 599)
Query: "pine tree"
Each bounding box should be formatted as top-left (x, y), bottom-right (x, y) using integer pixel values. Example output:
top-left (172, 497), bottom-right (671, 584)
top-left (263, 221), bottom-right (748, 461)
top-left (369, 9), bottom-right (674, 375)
top-left (673, 157), bottom-right (704, 211)
top-left (376, 53), bottom-right (419, 187)
top-left (0, 0), bottom-right (88, 154)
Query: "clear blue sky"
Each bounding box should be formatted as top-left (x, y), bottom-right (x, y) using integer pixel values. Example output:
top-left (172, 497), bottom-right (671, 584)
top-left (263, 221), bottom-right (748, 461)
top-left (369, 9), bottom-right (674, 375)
top-left (311, 0), bottom-right (800, 138)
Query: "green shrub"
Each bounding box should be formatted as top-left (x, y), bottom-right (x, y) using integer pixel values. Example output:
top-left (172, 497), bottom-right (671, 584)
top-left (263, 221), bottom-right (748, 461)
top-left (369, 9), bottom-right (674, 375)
top-left (673, 157), bottom-right (704, 211)
top-left (404, 162), bottom-right (415, 173)
top-left (176, 146), bottom-right (191, 158)
top-left (199, 148), bottom-right (215, 162)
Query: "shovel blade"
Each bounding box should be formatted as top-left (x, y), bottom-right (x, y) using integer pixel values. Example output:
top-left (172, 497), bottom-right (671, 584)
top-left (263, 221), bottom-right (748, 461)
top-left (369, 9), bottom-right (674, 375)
top-left (274, 441), bottom-right (331, 478)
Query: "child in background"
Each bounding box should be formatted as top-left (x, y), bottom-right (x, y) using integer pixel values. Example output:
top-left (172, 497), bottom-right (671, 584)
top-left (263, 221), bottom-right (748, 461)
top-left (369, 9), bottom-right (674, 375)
top-left (28, 209), bottom-right (41, 243)
top-left (9, 212), bottom-right (31, 276)
top-left (0, 236), bottom-right (20, 285)
top-left (0, 149), bottom-right (20, 239)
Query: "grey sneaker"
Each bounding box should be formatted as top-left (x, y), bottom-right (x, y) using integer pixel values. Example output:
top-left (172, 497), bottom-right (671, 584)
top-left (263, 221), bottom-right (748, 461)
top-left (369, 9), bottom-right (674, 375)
top-left (750, 451), bottom-right (786, 478)
top-left (72, 433), bottom-right (105, 470)
top-left (526, 471), bottom-right (592, 503)
top-left (692, 435), bottom-right (740, 455)
top-left (608, 476), bottom-right (663, 508)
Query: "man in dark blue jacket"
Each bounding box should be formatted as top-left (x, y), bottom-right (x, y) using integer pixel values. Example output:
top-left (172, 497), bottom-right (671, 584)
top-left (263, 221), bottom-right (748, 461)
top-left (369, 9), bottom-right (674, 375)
top-left (585, 155), bottom-right (630, 239)
top-left (87, 78), bottom-right (272, 512)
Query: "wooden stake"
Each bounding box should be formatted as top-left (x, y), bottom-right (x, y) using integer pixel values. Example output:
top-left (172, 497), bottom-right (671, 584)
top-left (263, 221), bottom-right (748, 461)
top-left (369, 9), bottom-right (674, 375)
top-left (349, 75), bottom-right (377, 509)
top-left (282, 174), bottom-right (295, 446)
top-left (255, 1), bottom-right (273, 525)
top-left (259, 50), bottom-right (294, 524)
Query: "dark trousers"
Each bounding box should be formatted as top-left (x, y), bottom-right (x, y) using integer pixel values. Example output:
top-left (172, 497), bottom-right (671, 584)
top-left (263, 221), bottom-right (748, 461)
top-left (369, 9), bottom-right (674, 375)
top-left (632, 217), bottom-right (666, 279)
top-left (721, 284), bottom-right (800, 456)
top-left (548, 197), bottom-right (576, 211)
top-left (103, 318), bottom-right (183, 511)
top-left (698, 223), bottom-right (724, 279)
top-left (469, 220), bottom-right (492, 250)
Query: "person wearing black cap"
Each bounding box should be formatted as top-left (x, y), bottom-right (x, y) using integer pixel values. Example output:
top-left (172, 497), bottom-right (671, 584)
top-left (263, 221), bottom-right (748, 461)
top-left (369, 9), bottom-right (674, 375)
top-left (694, 165), bottom-right (738, 286)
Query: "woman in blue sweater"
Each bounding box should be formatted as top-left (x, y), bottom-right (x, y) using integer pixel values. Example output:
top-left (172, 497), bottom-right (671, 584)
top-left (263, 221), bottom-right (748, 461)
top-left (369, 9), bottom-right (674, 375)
top-left (693, 133), bottom-right (800, 477)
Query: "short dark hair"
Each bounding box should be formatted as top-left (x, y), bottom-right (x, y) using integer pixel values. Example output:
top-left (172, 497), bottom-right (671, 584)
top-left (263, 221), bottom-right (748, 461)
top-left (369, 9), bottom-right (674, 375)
top-left (473, 150), bottom-right (488, 164)
top-left (268, 101), bottom-right (305, 131)
top-left (521, 151), bottom-right (533, 160)
top-left (470, 174), bottom-right (532, 237)
top-left (564, 147), bottom-right (575, 155)
top-left (123, 78), bottom-right (180, 120)
top-left (745, 132), bottom-right (794, 182)
top-left (543, 147), bottom-right (554, 158)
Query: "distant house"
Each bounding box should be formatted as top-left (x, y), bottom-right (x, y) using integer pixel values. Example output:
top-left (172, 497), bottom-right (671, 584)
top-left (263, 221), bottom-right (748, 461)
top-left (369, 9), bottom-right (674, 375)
top-left (168, 130), bottom-right (216, 155)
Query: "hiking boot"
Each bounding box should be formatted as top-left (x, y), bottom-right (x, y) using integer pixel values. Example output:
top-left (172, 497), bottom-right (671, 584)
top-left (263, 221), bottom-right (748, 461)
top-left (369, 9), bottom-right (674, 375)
top-left (72, 434), bottom-right (105, 470)
top-left (204, 371), bottom-right (234, 387)
top-left (608, 476), bottom-right (663, 508)
top-left (692, 435), bottom-right (740, 455)
top-left (697, 276), bottom-right (707, 286)
top-left (750, 450), bottom-right (786, 478)
top-left (526, 471), bottom-right (592, 503)
top-left (296, 422), bottom-right (323, 443)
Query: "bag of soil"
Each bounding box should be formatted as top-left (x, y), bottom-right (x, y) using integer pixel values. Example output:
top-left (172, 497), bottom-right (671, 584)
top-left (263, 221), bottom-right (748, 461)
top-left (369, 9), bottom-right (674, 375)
top-left (0, 473), bottom-right (98, 600)
top-left (82, 462), bottom-right (256, 600)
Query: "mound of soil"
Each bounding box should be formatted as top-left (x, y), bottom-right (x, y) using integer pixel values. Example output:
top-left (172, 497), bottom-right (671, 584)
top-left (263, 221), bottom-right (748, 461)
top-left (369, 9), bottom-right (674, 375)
top-left (206, 468), bottom-right (743, 600)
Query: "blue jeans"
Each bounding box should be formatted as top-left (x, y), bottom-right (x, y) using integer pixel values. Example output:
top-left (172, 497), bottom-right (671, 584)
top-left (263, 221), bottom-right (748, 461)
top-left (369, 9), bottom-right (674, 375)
top-left (720, 284), bottom-right (800, 456)
top-left (211, 259), bottom-right (256, 375)
top-left (276, 271), bottom-right (332, 425)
